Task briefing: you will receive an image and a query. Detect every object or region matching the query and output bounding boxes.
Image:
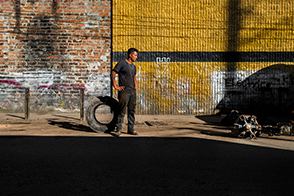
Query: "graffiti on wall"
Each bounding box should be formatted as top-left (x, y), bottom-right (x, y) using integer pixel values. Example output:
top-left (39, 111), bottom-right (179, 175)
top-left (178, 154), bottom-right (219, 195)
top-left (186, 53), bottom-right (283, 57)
top-left (211, 71), bottom-right (256, 104)
top-left (0, 80), bottom-right (24, 112)
top-left (136, 60), bottom-right (294, 115)
top-left (214, 65), bottom-right (294, 115)
top-left (212, 70), bottom-right (291, 104)
top-left (137, 58), bottom-right (218, 114)
top-left (155, 57), bottom-right (170, 88)
top-left (0, 66), bottom-right (110, 112)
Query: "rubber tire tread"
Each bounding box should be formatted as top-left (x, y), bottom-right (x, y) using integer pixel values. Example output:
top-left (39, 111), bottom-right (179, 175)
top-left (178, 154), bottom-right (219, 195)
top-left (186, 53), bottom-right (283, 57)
top-left (85, 97), bottom-right (117, 133)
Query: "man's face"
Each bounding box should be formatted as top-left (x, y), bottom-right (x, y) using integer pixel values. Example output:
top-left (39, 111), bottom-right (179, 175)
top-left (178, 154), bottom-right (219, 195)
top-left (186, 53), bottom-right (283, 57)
top-left (129, 51), bottom-right (138, 62)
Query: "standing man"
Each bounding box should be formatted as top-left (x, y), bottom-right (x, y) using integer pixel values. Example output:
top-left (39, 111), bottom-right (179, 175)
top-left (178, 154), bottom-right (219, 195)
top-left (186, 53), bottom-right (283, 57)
top-left (111, 48), bottom-right (139, 137)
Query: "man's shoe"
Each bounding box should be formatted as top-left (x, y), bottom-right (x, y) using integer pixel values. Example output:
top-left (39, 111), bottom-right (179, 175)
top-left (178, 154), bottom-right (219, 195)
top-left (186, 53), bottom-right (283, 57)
top-left (114, 130), bottom-right (121, 137)
top-left (127, 131), bottom-right (138, 135)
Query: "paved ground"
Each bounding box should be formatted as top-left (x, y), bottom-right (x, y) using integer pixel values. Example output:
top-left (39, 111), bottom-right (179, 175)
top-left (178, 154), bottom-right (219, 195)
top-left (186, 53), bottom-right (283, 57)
top-left (1, 112), bottom-right (294, 151)
top-left (1, 112), bottom-right (294, 196)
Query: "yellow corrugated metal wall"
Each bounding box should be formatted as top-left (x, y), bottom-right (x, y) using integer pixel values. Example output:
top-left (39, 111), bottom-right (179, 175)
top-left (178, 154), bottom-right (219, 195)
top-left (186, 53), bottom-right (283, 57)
top-left (112, 0), bottom-right (294, 115)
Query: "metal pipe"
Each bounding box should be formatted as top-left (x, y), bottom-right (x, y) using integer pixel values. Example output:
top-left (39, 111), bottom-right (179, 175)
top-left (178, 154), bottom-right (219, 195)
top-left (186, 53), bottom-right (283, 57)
top-left (25, 88), bottom-right (29, 120)
top-left (80, 88), bottom-right (84, 121)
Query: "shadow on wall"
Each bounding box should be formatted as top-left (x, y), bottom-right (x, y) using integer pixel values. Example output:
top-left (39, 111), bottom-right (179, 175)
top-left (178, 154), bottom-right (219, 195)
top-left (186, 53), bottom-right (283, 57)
top-left (221, 1), bottom-right (294, 116)
top-left (13, 0), bottom-right (66, 70)
top-left (216, 64), bottom-right (294, 116)
top-left (22, 15), bottom-right (57, 68)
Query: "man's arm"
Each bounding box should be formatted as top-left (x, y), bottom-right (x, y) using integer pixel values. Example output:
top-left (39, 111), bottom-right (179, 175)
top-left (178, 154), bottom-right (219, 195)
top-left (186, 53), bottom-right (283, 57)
top-left (134, 75), bottom-right (137, 92)
top-left (111, 70), bottom-right (124, 91)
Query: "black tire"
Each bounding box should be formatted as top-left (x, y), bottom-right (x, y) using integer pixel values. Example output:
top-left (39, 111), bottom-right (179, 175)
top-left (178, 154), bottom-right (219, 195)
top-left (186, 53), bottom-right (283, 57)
top-left (85, 96), bottom-right (118, 133)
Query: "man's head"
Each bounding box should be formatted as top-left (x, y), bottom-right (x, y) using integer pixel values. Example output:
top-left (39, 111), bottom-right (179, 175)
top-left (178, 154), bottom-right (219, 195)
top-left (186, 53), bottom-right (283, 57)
top-left (128, 48), bottom-right (138, 62)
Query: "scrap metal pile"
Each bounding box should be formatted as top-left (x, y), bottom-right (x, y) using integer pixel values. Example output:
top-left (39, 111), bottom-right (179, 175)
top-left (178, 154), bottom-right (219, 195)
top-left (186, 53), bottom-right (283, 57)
top-left (221, 110), bottom-right (293, 139)
top-left (232, 114), bottom-right (262, 139)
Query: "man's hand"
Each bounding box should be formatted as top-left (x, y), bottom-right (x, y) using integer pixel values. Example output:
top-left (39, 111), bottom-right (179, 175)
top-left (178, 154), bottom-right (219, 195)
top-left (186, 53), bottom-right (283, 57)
top-left (115, 86), bottom-right (125, 91)
top-left (111, 70), bottom-right (125, 91)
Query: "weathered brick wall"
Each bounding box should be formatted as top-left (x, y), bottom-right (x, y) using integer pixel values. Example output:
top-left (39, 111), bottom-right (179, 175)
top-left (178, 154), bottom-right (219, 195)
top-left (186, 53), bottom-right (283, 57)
top-left (0, 0), bottom-right (111, 112)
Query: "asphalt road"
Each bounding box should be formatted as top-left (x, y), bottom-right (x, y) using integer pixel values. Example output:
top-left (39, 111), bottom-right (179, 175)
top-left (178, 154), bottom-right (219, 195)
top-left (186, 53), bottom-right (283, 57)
top-left (1, 136), bottom-right (294, 196)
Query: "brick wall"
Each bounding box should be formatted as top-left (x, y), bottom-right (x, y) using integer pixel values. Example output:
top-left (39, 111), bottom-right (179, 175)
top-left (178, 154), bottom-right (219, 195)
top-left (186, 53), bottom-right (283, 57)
top-left (0, 0), bottom-right (111, 112)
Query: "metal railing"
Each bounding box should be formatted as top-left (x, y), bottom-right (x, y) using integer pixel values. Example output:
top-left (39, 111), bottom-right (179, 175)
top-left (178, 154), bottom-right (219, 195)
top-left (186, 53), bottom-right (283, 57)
top-left (22, 88), bottom-right (85, 121)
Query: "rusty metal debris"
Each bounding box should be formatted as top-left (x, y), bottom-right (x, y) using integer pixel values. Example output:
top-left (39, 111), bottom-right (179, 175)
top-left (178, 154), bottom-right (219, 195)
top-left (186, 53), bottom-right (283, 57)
top-left (263, 122), bottom-right (293, 136)
top-left (279, 123), bottom-right (293, 136)
top-left (222, 110), bottom-right (294, 138)
top-left (232, 114), bottom-right (262, 139)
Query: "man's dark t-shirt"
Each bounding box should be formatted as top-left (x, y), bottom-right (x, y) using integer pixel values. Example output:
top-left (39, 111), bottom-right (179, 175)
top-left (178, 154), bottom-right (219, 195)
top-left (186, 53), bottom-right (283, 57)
top-left (113, 60), bottom-right (136, 93)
